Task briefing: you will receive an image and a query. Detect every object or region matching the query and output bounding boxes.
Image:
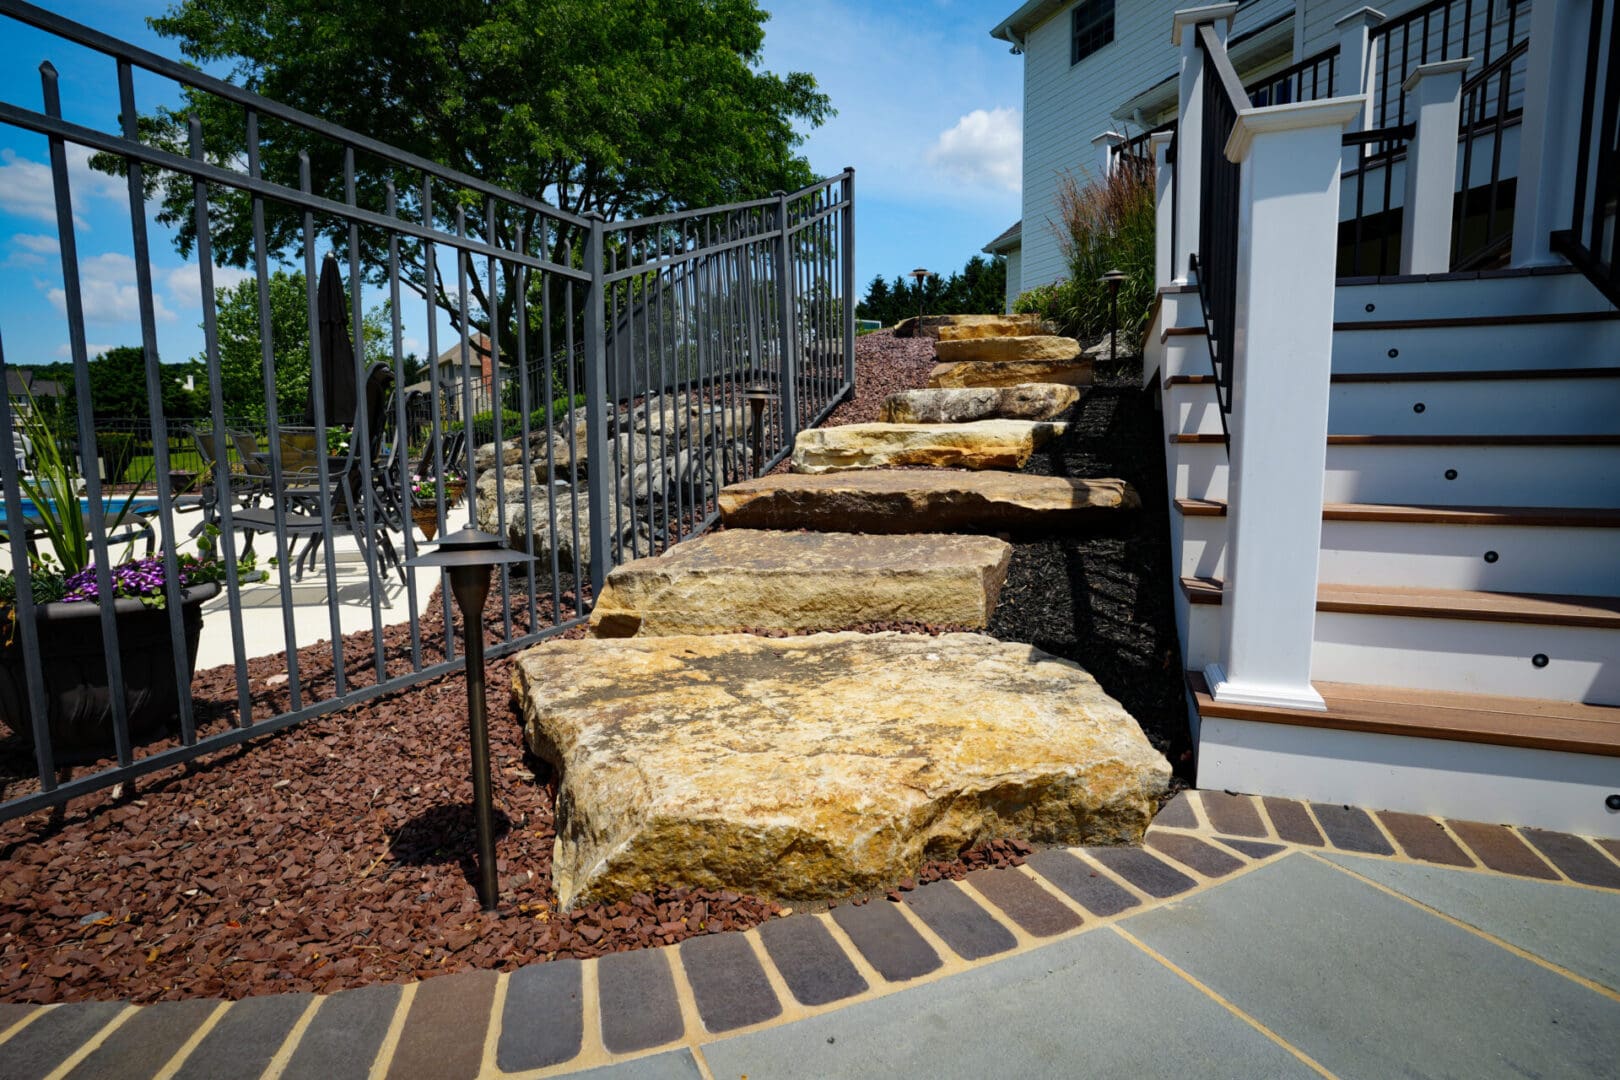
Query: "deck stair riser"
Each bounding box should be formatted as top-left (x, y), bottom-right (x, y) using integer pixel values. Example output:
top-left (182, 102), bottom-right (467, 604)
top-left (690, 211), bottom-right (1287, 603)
top-left (1177, 510), bottom-right (1620, 595)
top-left (1168, 373), bottom-right (1620, 438)
top-left (1329, 317), bottom-right (1620, 374)
top-left (1172, 440), bottom-right (1620, 507)
top-left (1181, 585), bottom-right (1620, 705)
top-left (1332, 271), bottom-right (1616, 322)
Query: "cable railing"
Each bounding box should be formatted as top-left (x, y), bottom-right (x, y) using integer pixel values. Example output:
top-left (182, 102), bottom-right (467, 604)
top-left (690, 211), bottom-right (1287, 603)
top-left (0, 0), bottom-right (855, 821)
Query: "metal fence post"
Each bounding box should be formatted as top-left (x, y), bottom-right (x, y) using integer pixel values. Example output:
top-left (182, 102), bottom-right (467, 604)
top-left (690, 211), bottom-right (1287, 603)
top-left (773, 191), bottom-right (800, 446)
top-left (841, 167), bottom-right (856, 394)
top-left (581, 211), bottom-right (613, 601)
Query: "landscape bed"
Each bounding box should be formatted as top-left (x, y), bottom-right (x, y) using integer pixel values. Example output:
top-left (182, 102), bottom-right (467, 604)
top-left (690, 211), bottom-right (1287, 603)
top-left (0, 330), bottom-right (1187, 1004)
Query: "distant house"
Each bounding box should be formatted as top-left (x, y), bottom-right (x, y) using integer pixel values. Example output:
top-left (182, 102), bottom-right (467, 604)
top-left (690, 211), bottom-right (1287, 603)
top-left (434, 333), bottom-right (495, 419)
top-left (5, 368), bottom-right (64, 411)
top-left (985, 0), bottom-right (1500, 300)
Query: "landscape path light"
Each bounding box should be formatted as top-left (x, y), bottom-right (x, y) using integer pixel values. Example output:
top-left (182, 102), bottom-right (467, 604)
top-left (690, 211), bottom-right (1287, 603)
top-left (1098, 268), bottom-right (1128, 361)
top-left (746, 382), bottom-right (776, 477)
top-left (910, 267), bottom-right (931, 323)
top-left (406, 527), bottom-right (533, 911)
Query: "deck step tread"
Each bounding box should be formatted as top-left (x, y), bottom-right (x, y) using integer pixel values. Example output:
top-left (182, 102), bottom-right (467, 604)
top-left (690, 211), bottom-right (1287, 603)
top-left (1334, 310), bottom-right (1620, 331)
top-left (1188, 671), bottom-right (1620, 757)
top-left (1173, 499), bottom-right (1620, 528)
top-left (1180, 577), bottom-right (1620, 629)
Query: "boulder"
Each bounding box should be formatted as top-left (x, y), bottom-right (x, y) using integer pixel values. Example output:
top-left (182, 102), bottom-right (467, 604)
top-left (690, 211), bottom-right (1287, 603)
top-left (790, 420), bottom-right (1067, 474)
top-left (937, 319), bottom-right (1049, 341)
top-left (935, 335), bottom-right (1081, 363)
top-left (894, 313), bottom-right (1042, 340)
top-left (928, 359), bottom-right (1094, 389)
top-left (719, 470), bottom-right (1140, 533)
top-left (588, 530), bottom-right (1012, 637)
top-left (473, 429), bottom-right (568, 473)
top-left (880, 385), bottom-right (1082, 424)
top-left (513, 631), bottom-right (1172, 907)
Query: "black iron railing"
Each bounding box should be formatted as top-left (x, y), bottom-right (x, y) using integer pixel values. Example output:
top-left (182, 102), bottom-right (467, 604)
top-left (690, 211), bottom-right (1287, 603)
top-left (1191, 23), bottom-right (1246, 445)
top-left (1454, 38), bottom-right (1530, 269)
top-left (1340, 124), bottom-right (1417, 277)
top-left (1369, 0), bottom-right (1531, 131)
top-left (1552, 0), bottom-right (1620, 306)
top-left (1245, 45), bottom-right (1339, 107)
top-left (0, 0), bottom-right (855, 820)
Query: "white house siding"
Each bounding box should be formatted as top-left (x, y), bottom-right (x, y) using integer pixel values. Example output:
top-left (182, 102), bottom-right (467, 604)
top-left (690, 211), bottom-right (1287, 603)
top-left (1004, 248), bottom-right (1023, 313)
top-left (1014, 0), bottom-right (1295, 295)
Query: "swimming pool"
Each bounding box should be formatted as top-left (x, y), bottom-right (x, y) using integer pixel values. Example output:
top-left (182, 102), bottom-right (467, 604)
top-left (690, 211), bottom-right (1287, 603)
top-left (0, 496), bottom-right (160, 527)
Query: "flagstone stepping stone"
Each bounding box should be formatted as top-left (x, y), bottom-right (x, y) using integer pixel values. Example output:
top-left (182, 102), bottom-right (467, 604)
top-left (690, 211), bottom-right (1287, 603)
top-left (790, 420), bottom-right (1068, 474)
top-left (589, 530), bottom-right (1012, 636)
top-left (935, 335), bottom-right (1081, 363)
top-left (894, 313), bottom-right (1042, 339)
top-left (929, 358), bottom-right (1094, 389)
top-left (512, 631), bottom-right (1172, 908)
top-left (719, 470), bottom-right (1139, 533)
top-left (937, 317), bottom-right (1048, 341)
top-left (880, 385), bottom-right (1082, 424)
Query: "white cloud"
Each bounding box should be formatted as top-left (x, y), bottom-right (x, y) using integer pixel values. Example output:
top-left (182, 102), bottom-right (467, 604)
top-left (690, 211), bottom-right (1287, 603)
top-left (45, 252), bottom-right (177, 325)
top-left (164, 262), bottom-right (254, 307)
top-left (926, 107), bottom-right (1022, 193)
top-left (4, 232), bottom-right (58, 268)
top-left (0, 144), bottom-right (131, 228)
top-left (54, 342), bottom-right (117, 360)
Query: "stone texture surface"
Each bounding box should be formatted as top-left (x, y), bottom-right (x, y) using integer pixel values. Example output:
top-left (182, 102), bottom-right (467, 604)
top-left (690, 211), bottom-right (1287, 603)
top-left (935, 335), bottom-right (1082, 364)
top-left (719, 470), bottom-right (1140, 534)
top-left (879, 385), bottom-right (1082, 424)
top-left (589, 530), bottom-right (1012, 637)
top-left (758, 916), bottom-right (870, 1007)
top-left (936, 317), bottom-right (1048, 341)
top-left (513, 632), bottom-right (1171, 908)
top-left (790, 420), bottom-right (1068, 474)
top-left (894, 313), bottom-right (1042, 339)
top-left (928, 358), bottom-right (1094, 389)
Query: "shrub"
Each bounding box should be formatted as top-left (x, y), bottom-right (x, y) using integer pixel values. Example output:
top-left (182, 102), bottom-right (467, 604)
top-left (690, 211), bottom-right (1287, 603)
top-left (1047, 159), bottom-right (1157, 343)
top-left (446, 395), bottom-right (588, 444)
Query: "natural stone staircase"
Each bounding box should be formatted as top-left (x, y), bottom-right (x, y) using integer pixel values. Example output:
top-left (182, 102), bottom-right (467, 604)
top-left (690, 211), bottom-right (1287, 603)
top-left (513, 314), bottom-right (1161, 908)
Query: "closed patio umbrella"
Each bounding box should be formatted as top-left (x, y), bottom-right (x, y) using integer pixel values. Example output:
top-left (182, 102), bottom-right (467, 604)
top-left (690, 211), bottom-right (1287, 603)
top-left (310, 252), bottom-right (358, 425)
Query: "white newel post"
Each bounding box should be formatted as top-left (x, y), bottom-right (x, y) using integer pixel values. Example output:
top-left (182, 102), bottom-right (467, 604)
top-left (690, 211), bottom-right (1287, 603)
top-left (1334, 7), bottom-right (1386, 135)
top-left (1092, 131), bottom-right (1125, 179)
top-left (1171, 4), bottom-right (1240, 284)
top-left (1151, 129), bottom-right (1176, 287)
top-left (1205, 96), bottom-right (1367, 713)
top-left (1511, 0), bottom-right (1593, 267)
top-left (1400, 59), bottom-right (1470, 274)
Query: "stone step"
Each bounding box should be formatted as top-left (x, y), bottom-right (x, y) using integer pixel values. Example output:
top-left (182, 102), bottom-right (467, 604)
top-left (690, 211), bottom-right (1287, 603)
top-left (936, 317), bottom-right (1048, 341)
top-left (588, 530), bottom-right (1013, 637)
top-left (512, 631), bottom-right (1172, 907)
top-left (790, 420), bottom-right (1068, 474)
top-left (929, 358), bottom-right (1094, 389)
top-left (719, 470), bottom-right (1140, 533)
top-left (880, 384), bottom-right (1082, 424)
top-left (894, 313), bottom-right (1043, 339)
top-left (935, 335), bottom-right (1081, 364)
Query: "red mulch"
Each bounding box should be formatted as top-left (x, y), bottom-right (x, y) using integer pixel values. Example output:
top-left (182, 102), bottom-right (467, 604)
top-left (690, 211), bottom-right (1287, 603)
top-left (0, 329), bottom-right (1003, 1006)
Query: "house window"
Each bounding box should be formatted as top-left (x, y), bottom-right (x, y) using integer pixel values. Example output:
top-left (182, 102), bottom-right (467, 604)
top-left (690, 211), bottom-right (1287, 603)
top-left (1071, 0), bottom-right (1114, 66)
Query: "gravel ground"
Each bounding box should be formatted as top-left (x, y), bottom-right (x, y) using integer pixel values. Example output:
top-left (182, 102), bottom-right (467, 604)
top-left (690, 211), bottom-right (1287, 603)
top-left (0, 330), bottom-right (1185, 1005)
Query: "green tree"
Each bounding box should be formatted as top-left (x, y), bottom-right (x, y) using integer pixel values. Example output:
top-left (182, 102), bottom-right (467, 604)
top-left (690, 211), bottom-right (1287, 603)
top-left (117, 0), bottom-right (832, 364)
top-left (209, 270), bottom-right (395, 421)
top-left (857, 255), bottom-right (1006, 326)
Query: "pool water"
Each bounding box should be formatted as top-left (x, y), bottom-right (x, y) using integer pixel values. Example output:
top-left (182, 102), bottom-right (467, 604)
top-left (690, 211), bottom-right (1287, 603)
top-left (0, 496), bottom-right (159, 526)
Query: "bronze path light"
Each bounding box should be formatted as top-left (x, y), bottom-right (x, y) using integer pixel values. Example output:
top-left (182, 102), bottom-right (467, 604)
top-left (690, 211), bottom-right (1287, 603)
top-left (407, 527), bottom-right (532, 911)
top-left (1098, 268), bottom-right (1128, 361)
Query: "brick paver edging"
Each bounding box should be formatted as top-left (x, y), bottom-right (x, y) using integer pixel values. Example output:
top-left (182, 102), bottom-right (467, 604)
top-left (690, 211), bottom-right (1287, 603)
top-left (3, 793), bottom-right (1616, 1079)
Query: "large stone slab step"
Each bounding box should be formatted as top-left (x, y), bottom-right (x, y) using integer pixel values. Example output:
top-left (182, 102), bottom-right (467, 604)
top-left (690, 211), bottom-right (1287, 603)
top-left (894, 313), bottom-right (1043, 339)
top-left (512, 631), bottom-right (1172, 907)
top-left (719, 470), bottom-right (1140, 533)
top-left (790, 420), bottom-right (1067, 474)
top-left (936, 318), bottom-right (1049, 341)
top-left (880, 384), bottom-right (1082, 424)
top-left (588, 530), bottom-right (1013, 637)
top-left (929, 358), bottom-right (1093, 389)
top-left (935, 335), bottom-right (1081, 363)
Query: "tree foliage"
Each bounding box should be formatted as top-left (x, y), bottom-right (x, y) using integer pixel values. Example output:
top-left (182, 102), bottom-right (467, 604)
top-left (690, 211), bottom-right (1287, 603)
top-left (118, 0), bottom-right (832, 361)
top-left (856, 255), bottom-right (1006, 327)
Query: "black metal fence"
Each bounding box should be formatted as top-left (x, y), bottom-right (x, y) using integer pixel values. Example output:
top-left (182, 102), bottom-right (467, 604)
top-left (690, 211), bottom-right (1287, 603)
top-left (1369, 0), bottom-right (1531, 131)
top-left (0, 1), bottom-right (854, 821)
top-left (1191, 23), bottom-right (1244, 444)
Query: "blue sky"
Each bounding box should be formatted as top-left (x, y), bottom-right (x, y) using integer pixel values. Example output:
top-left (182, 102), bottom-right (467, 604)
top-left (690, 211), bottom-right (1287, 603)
top-left (0, 0), bottom-right (1022, 370)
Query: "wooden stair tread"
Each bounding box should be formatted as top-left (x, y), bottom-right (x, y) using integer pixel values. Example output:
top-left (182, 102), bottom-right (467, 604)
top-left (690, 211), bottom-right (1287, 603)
top-left (1180, 577), bottom-right (1620, 629)
top-left (1173, 499), bottom-right (1620, 527)
top-left (1187, 671), bottom-right (1620, 757)
top-left (1335, 310), bottom-right (1620, 331)
top-left (1171, 432), bottom-right (1620, 445)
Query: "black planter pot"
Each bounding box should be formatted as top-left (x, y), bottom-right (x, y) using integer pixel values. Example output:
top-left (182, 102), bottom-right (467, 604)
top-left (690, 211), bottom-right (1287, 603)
top-left (0, 581), bottom-right (220, 763)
